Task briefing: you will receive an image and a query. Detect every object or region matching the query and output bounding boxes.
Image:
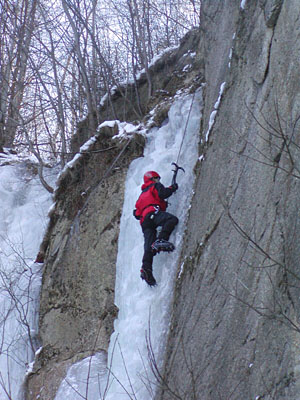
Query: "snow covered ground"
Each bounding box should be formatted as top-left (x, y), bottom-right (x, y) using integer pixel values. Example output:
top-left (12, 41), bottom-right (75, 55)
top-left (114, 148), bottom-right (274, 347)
top-left (55, 88), bottom-right (203, 400)
top-left (0, 158), bottom-right (54, 400)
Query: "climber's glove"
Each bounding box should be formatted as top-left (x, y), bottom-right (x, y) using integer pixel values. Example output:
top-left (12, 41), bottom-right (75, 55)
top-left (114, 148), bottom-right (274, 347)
top-left (170, 183), bottom-right (178, 192)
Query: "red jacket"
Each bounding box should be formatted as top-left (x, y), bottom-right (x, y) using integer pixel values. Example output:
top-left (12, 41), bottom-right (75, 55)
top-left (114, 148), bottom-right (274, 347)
top-left (135, 181), bottom-right (174, 224)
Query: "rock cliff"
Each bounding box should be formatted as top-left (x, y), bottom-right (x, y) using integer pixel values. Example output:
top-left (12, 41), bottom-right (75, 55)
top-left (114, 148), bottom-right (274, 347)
top-left (26, 0), bottom-right (300, 399)
top-left (158, 1), bottom-right (300, 399)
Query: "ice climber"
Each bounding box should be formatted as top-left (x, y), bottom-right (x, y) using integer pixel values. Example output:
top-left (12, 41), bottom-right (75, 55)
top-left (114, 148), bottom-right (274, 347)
top-left (133, 170), bottom-right (179, 286)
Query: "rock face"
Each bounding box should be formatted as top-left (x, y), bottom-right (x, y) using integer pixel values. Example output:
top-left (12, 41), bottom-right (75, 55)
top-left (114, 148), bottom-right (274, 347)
top-left (158, 1), bottom-right (300, 399)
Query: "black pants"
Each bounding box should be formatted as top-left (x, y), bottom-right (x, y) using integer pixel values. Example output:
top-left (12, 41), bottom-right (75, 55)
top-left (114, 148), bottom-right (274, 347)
top-left (141, 211), bottom-right (178, 271)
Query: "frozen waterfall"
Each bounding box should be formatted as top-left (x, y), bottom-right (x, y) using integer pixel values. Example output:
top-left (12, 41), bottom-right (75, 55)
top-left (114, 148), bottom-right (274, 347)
top-left (55, 88), bottom-right (203, 399)
top-left (0, 159), bottom-right (54, 400)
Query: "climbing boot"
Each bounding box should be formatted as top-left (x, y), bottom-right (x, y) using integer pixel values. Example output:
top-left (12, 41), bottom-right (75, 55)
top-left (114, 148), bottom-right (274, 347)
top-left (140, 268), bottom-right (157, 287)
top-left (151, 239), bottom-right (175, 253)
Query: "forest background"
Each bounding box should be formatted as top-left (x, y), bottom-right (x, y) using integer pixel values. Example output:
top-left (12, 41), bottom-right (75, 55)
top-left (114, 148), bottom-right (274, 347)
top-left (0, 0), bottom-right (200, 180)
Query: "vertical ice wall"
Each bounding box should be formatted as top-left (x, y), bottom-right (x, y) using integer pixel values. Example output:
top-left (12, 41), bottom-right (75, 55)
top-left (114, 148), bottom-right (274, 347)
top-left (55, 89), bottom-right (203, 399)
top-left (106, 89), bottom-right (203, 399)
top-left (0, 159), bottom-right (54, 400)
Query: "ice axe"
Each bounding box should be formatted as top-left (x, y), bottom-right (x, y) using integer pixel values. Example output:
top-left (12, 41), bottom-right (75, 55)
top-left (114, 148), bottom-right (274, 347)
top-left (171, 162), bottom-right (185, 185)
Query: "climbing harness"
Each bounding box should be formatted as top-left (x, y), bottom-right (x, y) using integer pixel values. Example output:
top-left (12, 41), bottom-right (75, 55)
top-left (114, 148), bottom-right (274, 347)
top-left (171, 90), bottom-right (197, 185)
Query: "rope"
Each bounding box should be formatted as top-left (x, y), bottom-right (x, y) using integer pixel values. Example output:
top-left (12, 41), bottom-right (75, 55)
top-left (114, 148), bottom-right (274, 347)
top-left (176, 90), bottom-right (197, 164)
top-left (100, 138), bottom-right (132, 182)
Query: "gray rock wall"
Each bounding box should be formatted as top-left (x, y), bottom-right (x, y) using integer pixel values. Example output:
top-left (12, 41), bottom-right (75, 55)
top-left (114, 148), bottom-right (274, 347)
top-left (159, 1), bottom-right (300, 399)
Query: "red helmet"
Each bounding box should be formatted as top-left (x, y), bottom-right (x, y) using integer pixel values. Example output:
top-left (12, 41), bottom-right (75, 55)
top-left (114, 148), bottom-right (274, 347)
top-left (143, 171), bottom-right (160, 183)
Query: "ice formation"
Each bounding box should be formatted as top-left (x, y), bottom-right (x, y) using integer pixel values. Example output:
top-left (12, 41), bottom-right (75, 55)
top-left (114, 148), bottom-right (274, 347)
top-left (55, 88), bottom-right (203, 399)
top-left (0, 159), bottom-right (54, 399)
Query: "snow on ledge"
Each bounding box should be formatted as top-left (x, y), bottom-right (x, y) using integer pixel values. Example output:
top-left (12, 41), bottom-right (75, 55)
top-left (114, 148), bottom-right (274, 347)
top-left (56, 120), bottom-right (145, 188)
top-left (240, 0), bottom-right (247, 9)
top-left (99, 45), bottom-right (179, 107)
top-left (0, 148), bottom-right (39, 167)
top-left (205, 82), bottom-right (226, 142)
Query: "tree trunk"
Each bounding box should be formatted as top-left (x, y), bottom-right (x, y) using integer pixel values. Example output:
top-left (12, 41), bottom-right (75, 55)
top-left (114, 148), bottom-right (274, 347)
top-left (61, 0), bottom-right (98, 135)
top-left (5, 0), bottom-right (37, 147)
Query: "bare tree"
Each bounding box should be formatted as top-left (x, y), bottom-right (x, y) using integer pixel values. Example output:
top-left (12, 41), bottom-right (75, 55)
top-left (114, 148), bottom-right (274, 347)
top-left (0, 234), bottom-right (42, 400)
top-left (61, 0), bottom-right (98, 134)
top-left (1, 0), bottom-right (200, 163)
top-left (0, 0), bottom-right (38, 149)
